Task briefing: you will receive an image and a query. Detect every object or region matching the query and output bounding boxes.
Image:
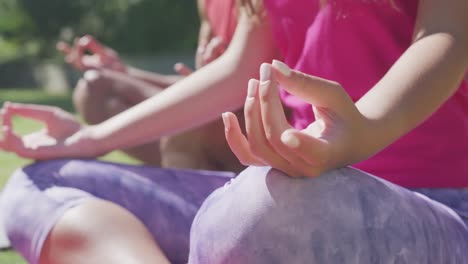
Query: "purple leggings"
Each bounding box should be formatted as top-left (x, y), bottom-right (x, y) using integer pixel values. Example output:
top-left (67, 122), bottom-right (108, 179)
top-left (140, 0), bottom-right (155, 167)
top-left (1, 159), bottom-right (467, 263)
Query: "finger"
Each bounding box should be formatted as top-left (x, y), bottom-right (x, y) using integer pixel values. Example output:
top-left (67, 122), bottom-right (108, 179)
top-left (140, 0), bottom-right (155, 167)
top-left (81, 56), bottom-right (101, 70)
top-left (79, 35), bottom-right (106, 55)
top-left (258, 64), bottom-right (320, 176)
top-left (222, 112), bottom-right (265, 166)
top-left (202, 37), bottom-right (225, 65)
top-left (258, 64), bottom-right (292, 144)
top-left (3, 102), bottom-right (56, 123)
top-left (1, 125), bottom-right (25, 154)
top-left (244, 78), bottom-right (298, 175)
top-left (195, 43), bottom-right (207, 68)
top-left (0, 109), bottom-right (5, 142)
top-left (65, 37), bottom-right (85, 70)
top-left (174, 63), bottom-right (194, 76)
top-left (1, 102), bottom-right (13, 128)
top-left (1, 107), bottom-right (9, 127)
top-left (281, 129), bottom-right (331, 168)
top-left (0, 125), bottom-right (61, 160)
top-left (56, 41), bottom-right (71, 55)
top-left (272, 60), bottom-right (348, 108)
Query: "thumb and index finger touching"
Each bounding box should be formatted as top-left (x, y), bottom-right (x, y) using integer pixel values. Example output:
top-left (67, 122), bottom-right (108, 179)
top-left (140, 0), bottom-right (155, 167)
top-left (269, 60), bottom-right (335, 165)
top-left (1, 102), bottom-right (58, 129)
top-left (57, 35), bottom-right (106, 57)
top-left (271, 60), bottom-right (345, 109)
top-left (174, 63), bottom-right (194, 76)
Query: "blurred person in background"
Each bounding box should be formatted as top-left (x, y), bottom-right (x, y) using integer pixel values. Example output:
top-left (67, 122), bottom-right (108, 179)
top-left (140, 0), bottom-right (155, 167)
top-left (58, 0), bottom-right (242, 172)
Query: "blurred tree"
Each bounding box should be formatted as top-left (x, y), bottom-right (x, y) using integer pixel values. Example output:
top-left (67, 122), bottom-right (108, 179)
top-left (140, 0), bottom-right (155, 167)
top-left (0, 0), bottom-right (37, 61)
top-left (0, 0), bottom-right (199, 61)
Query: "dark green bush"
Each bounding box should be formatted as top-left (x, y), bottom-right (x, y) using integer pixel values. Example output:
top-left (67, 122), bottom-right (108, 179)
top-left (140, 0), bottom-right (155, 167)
top-left (0, 0), bottom-right (199, 60)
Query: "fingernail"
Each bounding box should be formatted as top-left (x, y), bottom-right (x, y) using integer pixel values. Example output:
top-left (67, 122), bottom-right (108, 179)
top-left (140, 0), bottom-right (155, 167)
top-left (247, 79), bottom-right (258, 98)
top-left (281, 131), bottom-right (300, 148)
top-left (212, 36), bottom-right (222, 44)
top-left (84, 70), bottom-right (99, 81)
top-left (272, 60), bottom-right (291, 77)
top-left (222, 112), bottom-right (230, 131)
top-left (260, 63), bottom-right (271, 83)
top-left (79, 36), bottom-right (90, 45)
top-left (196, 45), bottom-right (205, 54)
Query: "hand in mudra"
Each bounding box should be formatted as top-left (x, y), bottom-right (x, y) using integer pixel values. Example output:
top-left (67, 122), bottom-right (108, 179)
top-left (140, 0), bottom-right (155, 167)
top-left (223, 61), bottom-right (372, 177)
top-left (0, 102), bottom-right (99, 160)
top-left (57, 35), bottom-right (126, 72)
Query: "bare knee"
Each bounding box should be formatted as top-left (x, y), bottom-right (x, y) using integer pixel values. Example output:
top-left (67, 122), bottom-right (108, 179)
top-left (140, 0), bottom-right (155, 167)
top-left (40, 199), bottom-right (168, 264)
top-left (73, 70), bottom-right (118, 124)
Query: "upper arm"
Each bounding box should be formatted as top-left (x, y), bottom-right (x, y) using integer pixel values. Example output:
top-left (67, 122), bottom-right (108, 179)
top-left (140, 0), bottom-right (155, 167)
top-left (413, 0), bottom-right (468, 54)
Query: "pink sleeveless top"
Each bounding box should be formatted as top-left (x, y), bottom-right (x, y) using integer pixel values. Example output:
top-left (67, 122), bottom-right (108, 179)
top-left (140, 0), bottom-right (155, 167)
top-left (205, 0), bottom-right (237, 44)
top-left (264, 0), bottom-right (468, 188)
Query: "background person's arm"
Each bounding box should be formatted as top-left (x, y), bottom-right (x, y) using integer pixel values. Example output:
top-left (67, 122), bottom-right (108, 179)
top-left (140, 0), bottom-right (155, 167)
top-left (90, 8), bottom-right (279, 154)
top-left (126, 0), bottom-right (230, 87)
top-left (0, 3), bottom-right (279, 160)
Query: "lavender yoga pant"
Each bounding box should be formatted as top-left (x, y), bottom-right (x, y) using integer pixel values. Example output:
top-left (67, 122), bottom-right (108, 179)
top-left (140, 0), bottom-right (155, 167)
top-left (1, 160), bottom-right (468, 264)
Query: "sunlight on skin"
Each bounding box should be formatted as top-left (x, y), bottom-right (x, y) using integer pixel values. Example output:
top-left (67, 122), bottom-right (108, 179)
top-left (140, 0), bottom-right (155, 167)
top-left (0, 115), bottom-right (139, 189)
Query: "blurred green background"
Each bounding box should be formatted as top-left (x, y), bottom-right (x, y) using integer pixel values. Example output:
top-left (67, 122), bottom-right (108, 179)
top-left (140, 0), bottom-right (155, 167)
top-left (0, 0), bottom-right (200, 90)
top-left (0, 1), bottom-right (200, 262)
top-left (0, 0), bottom-right (199, 60)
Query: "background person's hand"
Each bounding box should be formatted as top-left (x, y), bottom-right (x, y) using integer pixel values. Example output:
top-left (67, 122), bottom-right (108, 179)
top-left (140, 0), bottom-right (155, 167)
top-left (57, 35), bottom-right (126, 72)
top-left (195, 36), bottom-right (227, 69)
top-left (173, 62), bottom-right (194, 76)
top-left (0, 102), bottom-right (102, 160)
top-left (222, 61), bottom-right (373, 177)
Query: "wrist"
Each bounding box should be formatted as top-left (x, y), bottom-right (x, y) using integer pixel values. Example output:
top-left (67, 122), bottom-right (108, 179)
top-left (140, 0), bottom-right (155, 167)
top-left (351, 113), bottom-right (398, 163)
top-left (126, 66), bottom-right (137, 76)
top-left (78, 125), bottom-right (112, 157)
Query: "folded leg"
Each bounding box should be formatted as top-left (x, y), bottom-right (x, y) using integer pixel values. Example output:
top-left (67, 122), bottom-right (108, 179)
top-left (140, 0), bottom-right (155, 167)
top-left (1, 159), bottom-right (234, 264)
top-left (190, 166), bottom-right (468, 263)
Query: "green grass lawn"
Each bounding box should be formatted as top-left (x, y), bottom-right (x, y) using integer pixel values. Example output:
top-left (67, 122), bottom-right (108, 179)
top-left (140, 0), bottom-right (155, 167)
top-left (0, 88), bottom-right (141, 263)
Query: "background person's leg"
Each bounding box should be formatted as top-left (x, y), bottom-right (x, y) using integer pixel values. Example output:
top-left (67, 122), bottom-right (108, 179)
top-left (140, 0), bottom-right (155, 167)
top-left (0, 159), bottom-right (234, 264)
top-left (73, 70), bottom-right (162, 124)
top-left (189, 166), bottom-right (468, 263)
top-left (160, 111), bottom-right (245, 173)
top-left (39, 199), bottom-right (170, 264)
top-left (73, 70), bottom-right (163, 165)
top-left (72, 69), bottom-right (244, 172)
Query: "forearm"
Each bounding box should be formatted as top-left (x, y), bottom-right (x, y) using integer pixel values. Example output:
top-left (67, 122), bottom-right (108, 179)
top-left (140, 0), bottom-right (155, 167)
top-left (356, 33), bottom-right (468, 158)
top-left (87, 14), bottom-right (278, 153)
top-left (126, 66), bottom-right (182, 88)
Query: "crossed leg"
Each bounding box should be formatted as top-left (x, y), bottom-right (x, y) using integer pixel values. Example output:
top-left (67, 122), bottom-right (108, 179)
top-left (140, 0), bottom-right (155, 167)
top-left (72, 69), bottom-right (244, 172)
top-left (1, 159), bottom-right (234, 264)
top-left (73, 69), bottom-right (163, 165)
top-left (190, 166), bottom-right (468, 263)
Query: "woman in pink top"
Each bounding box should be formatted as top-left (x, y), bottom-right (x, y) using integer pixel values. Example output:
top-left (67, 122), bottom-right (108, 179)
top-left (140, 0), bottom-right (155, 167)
top-left (224, 0), bottom-right (468, 187)
top-left (1, 0), bottom-right (468, 263)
